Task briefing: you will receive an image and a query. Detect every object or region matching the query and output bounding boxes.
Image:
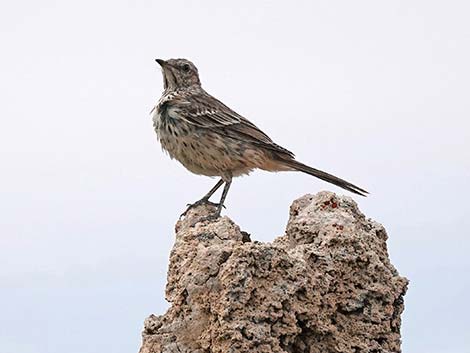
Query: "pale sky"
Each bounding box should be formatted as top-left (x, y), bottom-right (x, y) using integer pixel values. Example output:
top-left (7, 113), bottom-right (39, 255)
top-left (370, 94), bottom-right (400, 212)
top-left (1, 1), bottom-right (469, 352)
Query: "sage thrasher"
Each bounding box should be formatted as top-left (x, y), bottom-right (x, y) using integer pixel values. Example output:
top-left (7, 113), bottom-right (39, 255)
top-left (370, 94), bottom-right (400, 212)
top-left (152, 58), bottom-right (367, 217)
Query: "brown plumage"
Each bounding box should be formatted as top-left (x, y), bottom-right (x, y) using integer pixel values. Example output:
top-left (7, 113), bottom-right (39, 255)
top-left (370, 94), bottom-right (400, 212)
top-left (152, 58), bottom-right (368, 217)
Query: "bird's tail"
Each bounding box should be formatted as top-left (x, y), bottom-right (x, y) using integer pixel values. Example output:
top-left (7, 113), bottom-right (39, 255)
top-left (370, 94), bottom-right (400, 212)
top-left (280, 159), bottom-right (368, 196)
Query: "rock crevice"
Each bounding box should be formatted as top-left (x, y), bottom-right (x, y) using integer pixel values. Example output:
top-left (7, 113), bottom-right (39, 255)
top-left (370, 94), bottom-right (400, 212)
top-left (139, 192), bottom-right (408, 353)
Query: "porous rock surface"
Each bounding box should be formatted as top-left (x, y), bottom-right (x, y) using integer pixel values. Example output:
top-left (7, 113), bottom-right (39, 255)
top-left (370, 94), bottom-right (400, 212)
top-left (139, 192), bottom-right (408, 353)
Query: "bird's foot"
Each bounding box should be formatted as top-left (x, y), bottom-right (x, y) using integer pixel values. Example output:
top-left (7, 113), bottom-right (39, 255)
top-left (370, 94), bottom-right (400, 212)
top-left (184, 207), bottom-right (223, 228)
top-left (181, 198), bottom-right (224, 217)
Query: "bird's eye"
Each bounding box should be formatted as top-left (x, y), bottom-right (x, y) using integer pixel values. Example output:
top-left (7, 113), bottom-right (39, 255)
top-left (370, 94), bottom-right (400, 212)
top-left (182, 64), bottom-right (190, 72)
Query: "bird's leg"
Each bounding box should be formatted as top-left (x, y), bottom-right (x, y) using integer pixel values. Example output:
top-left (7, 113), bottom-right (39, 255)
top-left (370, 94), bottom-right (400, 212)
top-left (214, 177), bottom-right (232, 217)
top-left (201, 178), bottom-right (225, 202)
top-left (182, 178), bottom-right (224, 216)
top-left (192, 177), bottom-right (232, 222)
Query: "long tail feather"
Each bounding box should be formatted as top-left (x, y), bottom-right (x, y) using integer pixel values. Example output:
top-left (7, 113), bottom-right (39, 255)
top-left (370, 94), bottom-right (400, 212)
top-left (281, 159), bottom-right (368, 196)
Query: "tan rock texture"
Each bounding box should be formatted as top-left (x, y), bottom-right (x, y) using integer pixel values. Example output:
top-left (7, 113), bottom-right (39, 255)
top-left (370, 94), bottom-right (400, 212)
top-left (139, 192), bottom-right (408, 353)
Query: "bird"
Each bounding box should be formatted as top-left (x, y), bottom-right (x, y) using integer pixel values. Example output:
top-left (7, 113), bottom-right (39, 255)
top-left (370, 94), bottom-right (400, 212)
top-left (151, 58), bottom-right (368, 218)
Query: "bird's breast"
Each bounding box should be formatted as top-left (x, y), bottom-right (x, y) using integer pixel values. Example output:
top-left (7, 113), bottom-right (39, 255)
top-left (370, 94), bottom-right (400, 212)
top-left (152, 103), bottom-right (197, 163)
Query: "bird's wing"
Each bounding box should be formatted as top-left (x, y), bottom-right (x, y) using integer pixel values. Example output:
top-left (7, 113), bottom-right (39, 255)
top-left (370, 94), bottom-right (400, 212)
top-left (171, 90), bottom-right (295, 158)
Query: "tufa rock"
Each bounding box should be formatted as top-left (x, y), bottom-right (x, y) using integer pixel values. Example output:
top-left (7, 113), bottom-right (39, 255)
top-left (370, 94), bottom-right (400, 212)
top-left (139, 192), bottom-right (408, 353)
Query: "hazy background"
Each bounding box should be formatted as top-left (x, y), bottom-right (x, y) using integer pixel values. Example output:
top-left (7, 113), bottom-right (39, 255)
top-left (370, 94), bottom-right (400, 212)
top-left (1, 1), bottom-right (469, 352)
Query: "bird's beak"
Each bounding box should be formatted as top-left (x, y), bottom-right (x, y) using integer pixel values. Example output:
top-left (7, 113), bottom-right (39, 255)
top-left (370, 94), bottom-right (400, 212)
top-left (155, 58), bottom-right (166, 67)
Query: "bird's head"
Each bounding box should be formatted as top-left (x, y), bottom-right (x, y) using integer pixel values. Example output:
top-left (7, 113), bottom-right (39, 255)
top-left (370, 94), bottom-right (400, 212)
top-left (155, 58), bottom-right (201, 90)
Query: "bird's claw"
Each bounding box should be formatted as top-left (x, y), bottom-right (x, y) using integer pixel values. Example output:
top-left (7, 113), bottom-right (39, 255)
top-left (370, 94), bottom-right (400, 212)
top-left (185, 199), bottom-right (218, 208)
top-left (181, 199), bottom-right (225, 217)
